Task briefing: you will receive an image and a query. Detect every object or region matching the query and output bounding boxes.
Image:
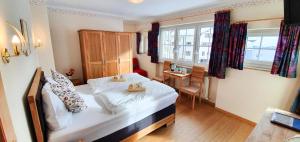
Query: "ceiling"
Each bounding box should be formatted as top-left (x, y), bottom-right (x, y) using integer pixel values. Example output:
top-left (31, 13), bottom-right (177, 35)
top-left (46, 0), bottom-right (248, 20)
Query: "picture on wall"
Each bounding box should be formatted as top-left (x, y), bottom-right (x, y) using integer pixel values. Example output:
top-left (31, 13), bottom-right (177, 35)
top-left (20, 19), bottom-right (32, 56)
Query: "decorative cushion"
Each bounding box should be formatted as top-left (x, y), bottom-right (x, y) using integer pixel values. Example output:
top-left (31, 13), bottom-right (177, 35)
top-left (51, 70), bottom-right (76, 92)
top-left (49, 81), bottom-right (87, 113)
top-left (42, 83), bottom-right (72, 130)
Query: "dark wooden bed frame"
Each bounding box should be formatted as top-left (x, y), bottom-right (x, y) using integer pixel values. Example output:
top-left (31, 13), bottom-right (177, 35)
top-left (27, 68), bottom-right (176, 142)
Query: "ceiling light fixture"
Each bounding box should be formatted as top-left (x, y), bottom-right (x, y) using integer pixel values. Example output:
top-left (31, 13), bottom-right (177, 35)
top-left (128, 0), bottom-right (144, 4)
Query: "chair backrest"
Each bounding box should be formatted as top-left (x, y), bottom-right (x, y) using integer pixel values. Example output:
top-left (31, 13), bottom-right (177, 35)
top-left (163, 61), bottom-right (172, 71)
top-left (132, 58), bottom-right (140, 70)
top-left (190, 66), bottom-right (205, 85)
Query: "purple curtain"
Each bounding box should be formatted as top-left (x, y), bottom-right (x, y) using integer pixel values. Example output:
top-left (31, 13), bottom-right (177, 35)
top-left (148, 31), bottom-right (153, 56)
top-left (148, 22), bottom-right (160, 63)
top-left (208, 11), bottom-right (231, 79)
top-left (227, 23), bottom-right (248, 70)
top-left (136, 32), bottom-right (141, 54)
top-left (271, 21), bottom-right (300, 78)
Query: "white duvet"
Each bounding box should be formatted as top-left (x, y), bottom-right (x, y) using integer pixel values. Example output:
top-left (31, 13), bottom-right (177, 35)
top-left (94, 81), bottom-right (177, 114)
top-left (87, 73), bottom-right (150, 94)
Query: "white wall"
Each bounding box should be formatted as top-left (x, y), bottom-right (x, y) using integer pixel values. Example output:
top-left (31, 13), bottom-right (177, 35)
top-left (135, 0), bottom-right (299, 122)
top-left (0, 0), bottom-right (40, 141)
top-left (48, 9), bottom-right (124, 81)
top-left (31, 3), bottom-right (56, 76)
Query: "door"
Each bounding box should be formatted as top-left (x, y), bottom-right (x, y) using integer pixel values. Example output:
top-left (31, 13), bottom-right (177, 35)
top-left (117, 33), bottom-right (133, 74)
top-left (102, 32), bottom-right (119, 76)
top-left (79, 31), bottom-right (104, 81)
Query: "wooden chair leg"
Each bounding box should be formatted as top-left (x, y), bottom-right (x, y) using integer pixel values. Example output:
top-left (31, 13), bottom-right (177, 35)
top-left (192, 95), bottom-right (195, 110)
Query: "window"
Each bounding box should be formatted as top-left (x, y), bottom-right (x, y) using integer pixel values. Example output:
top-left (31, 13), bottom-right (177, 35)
top-left (177, 27), bottom-right (195, 62)
top-left (159, 23), bottom-right (214, 66)
top-left (244, 29), bottom-right (279, 70)
top-left (160, 28), bottom-right (175, 60)
top-left (197, 27), bottom-right (214, 64)
top-left (159, 24), bottom-right (279, 71)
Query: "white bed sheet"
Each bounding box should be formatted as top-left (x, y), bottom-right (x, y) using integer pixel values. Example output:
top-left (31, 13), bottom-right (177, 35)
top-left (48, 84), bottom-right (178, 142)
top-left (87, 73), bottom-right (151, 94)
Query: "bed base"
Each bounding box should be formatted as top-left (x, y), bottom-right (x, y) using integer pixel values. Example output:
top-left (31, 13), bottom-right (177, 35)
top-left (27, 68), bottom-right (176, 142)
top-left (95, 104), bottom-right (176, 142)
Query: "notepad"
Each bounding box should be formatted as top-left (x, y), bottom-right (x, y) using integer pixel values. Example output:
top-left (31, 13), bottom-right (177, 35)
top-left (271, 112), bottom-right (300, 132)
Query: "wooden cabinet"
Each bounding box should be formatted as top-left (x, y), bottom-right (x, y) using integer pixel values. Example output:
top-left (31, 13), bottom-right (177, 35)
top-left (79, 30), bottom-right (133, 82)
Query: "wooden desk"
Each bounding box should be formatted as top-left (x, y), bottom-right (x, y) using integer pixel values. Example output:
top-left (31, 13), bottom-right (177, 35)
top-left (163, 71), bottom-right (191, 89)
top-left (246, 108), bottom-right (300, 142)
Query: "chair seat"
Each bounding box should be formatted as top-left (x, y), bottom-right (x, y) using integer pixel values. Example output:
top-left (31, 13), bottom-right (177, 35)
top-left (133, 69), bottom-right (148, 77)
top-left (180, 85), bottom-right (200, 95)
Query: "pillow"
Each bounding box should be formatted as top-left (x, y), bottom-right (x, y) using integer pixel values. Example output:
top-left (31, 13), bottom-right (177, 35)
top-left (50, 82), bottom-right (87, 113)
top-left (51, 70), bottom-right (76, 92)
top-left (42, 83), bottom-right (72, 130)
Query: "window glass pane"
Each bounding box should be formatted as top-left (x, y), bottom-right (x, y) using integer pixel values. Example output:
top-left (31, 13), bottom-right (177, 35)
top-left (185, 46), bottom-right (193, 61)
top-left (179, 29), bottom-right (186, 35)
top-left (187, 29), bottom-right (194, 35)
top-left (245, 49), bottom-right (259, 60)
top-left (259, 49), bottom-right (276, 61)
top-left (247, 36), bottom-right (261, 49)
top-left (197, 27), bottom-right (213, 64)
top-left (178, 36), bottom-right (184, 45)
top-left (261, 36), bottom-right (278, 49)
top-left (160, 29), bottom-right (175, 59)
top-left (185, 36), bottom-right (194, 46)
top-left (177, 27), bottom-right (195, 62)
top-left (198, 47), bottom-right (210, 63)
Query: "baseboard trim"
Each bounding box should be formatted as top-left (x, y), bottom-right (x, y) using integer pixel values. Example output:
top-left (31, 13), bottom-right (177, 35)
top-left (202, 99), bottom-right (215, 107)
top-left (215, 107), bottom-right (256, 127)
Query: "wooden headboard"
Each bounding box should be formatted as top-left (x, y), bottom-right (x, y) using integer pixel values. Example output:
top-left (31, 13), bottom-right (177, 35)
top-left (27, 68), bottom-right (47, 142)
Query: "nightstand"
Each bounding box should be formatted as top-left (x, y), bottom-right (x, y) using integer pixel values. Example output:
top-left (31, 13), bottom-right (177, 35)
top-left (70, 79), bottom-right (82, 86)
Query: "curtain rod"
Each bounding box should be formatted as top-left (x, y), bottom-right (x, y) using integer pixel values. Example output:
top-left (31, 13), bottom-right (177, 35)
top-left (159, 16), bottom-right (283, 24)
top-left (158, 10), bottom-right (282, 24)
top-left (158, 9), bottom-right (232, 23)
top-left (233, 17), bottom-right (283, 23)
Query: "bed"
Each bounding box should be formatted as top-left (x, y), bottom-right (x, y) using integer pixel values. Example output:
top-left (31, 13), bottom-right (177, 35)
top-left (27, 68), bottom-right (178, 142)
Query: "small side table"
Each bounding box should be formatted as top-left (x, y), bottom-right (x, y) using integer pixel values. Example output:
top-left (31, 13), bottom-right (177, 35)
top-left (70, 79), bottom-right (82, 86)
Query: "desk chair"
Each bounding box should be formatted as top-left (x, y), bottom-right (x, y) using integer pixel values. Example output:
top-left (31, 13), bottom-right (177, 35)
top-left (179, 66), bottom-right (205, 109)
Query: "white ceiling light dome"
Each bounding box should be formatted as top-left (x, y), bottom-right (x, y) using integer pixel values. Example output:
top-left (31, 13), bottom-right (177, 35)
top-left (128, 0), bottom-right (144, 4)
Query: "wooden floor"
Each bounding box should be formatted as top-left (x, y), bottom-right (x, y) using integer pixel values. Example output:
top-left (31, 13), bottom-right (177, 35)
top-left (138, 98), bottom-right (255, 142)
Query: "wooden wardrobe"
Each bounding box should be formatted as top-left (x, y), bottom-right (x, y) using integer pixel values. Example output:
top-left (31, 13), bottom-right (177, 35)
top-left (79, 30), bottom-right (133, 82)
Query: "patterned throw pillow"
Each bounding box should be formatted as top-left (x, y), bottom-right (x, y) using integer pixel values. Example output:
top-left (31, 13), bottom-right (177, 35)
top-left (51, 70), bottom-right (76, 92)
top-left (50, 81), bottom-right (87, 113)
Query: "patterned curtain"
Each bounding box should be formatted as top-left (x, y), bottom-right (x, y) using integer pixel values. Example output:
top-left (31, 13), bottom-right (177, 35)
top-left (271, 21), bottom-right (300, 78)
top-left (208, 11), bottom-right (231, 79)
top-left (147, 23), bottom-right (160, 63)
top-left (227, 23), bottom-right (248, 70)
top-left (136, 32), bottom-right (141, 54)
top-left (148, 31), bottom-right (153, 56)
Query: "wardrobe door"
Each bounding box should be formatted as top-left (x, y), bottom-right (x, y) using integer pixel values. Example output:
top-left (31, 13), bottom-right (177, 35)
top-left (117, 33), bottom-right (133, 74)
top-left (79, 31), bottom-right (104, 82)
top-left (102, 32), bottom-right (119, 76)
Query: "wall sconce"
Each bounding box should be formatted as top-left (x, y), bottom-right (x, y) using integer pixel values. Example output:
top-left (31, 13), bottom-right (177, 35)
top-left (1, 35), bottom-right (23, 63)
top-left (1, 22), bottom-right (27, 64)
top-left (1, 48), bottom-right (10, 64)
top-left (34, 39), bottom-right (42, 48)
top-left (12, 35), bottom-right (21, 55)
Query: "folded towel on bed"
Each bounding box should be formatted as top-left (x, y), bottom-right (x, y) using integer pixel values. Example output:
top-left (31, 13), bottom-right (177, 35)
top-left (87, 73), bottom-right (150, 94)
top-left (94, 81), bottom-right (177, 114)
